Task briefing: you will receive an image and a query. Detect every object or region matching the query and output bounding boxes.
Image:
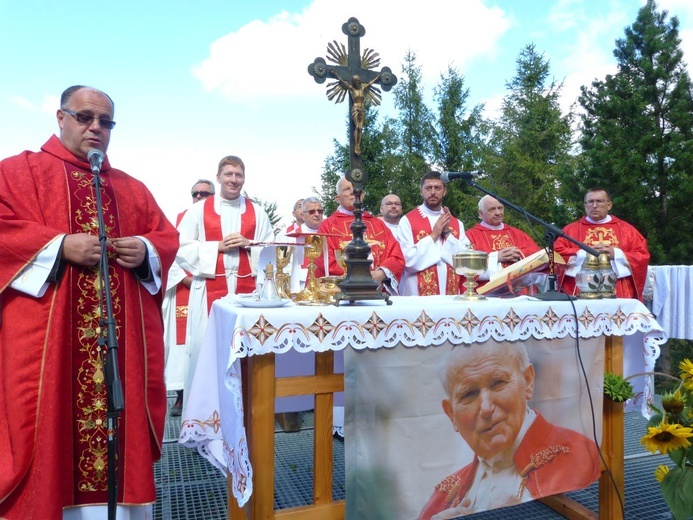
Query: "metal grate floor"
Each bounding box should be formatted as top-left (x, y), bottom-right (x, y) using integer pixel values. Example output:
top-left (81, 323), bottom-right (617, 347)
top-left (154, 397), bottom-right (672, 519)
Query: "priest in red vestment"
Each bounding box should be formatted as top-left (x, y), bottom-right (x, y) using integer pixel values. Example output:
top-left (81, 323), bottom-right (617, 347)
top-left (314, 177), bottom-right (404, 294)
top-left (465, 195), bottom-right (541, 289)
top-left (554, 188), bottom-right (650, 300)
top-left (0, 85), bottom-right (179, 519)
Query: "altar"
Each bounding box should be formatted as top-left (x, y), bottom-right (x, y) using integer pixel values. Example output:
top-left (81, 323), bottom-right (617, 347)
top-left (179, 294), bottom-right (665, 518)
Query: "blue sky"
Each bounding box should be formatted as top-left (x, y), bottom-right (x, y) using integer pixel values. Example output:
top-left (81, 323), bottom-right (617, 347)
top-left (1, 0), bottom-right (691, 226)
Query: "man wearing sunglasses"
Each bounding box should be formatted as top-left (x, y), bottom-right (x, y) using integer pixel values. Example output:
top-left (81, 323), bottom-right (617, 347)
top-left (0, 85), bottom-right (179, 519)
top-left (286, 197), bottom-right (325, 292)
top-left (162, 180), bottom-right (215, 418)
top-left (555, 187), bottom-right (650, 300)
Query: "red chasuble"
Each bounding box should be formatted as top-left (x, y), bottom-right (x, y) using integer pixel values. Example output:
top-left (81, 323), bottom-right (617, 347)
top-left (202, 196), bottom-right (257, 312)
top-left (0, 136), bottom-right (179, 518)
top-left (404, 209), bottom-right (461, 295)
top-left (554, 216), bottom-right (650, 300)
top-left (314, 210), bottom-right (404, 281)
top-left (465, 223), bottom-right (541, 288)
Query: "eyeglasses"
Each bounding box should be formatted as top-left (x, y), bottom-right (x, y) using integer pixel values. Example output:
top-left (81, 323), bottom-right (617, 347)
top-left (62, 109), bottom-right (116, 130)
top-left (192, 191), bottom-right (213, 198)
top-left (306, 209), bottom-right (324, 215)
top-left (584, 199), bottom-right (610, 206)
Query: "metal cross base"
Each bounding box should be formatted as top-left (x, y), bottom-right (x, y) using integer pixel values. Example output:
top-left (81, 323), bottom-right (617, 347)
top-left (334, 257), bottom-right (391, 305)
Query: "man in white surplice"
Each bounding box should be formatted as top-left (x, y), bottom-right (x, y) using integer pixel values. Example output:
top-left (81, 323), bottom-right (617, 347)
top-left (176, 155), bottom-right (275, 403)
top-left (397, 171), bottom-right (470, 296)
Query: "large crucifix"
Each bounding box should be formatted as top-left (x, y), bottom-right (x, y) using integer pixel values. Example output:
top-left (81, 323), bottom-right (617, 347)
top-left (308, 16), bottom-right (397, 304)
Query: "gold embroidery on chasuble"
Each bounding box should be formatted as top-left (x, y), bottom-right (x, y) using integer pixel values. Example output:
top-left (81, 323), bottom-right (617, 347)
top-left (68, 169), bottom-right (125, 500)
top-left (583, 227), bottom-right (620, 248)
top-left (490, 232), bottom-right (514, 251)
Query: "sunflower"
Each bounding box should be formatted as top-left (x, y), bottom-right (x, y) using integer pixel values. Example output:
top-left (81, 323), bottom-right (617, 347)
top-left (654, 464), bottom-right (670, 483)
top-left (640, 420), bottom-right (693, 455)
top-left (662, 389), bottom-right (686, 415)
top-left (681, 358), bottom-right (693, 391)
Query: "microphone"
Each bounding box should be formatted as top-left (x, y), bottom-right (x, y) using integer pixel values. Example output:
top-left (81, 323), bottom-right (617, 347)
top-left (87, 149), bottom-right (104, 175)
top-left (440, 171), bottom-right (479, 183)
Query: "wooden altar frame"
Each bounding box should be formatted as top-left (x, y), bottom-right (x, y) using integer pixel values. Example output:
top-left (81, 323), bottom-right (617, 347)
top-left (228, 337), bottom-right (625, 520)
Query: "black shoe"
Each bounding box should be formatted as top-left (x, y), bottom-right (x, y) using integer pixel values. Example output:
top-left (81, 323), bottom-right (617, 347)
top-left (170, 401), bottom-right (183, 417)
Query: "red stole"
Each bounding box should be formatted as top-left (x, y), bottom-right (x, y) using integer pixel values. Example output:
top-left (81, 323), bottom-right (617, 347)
top-left (203, 197), bottom-right (256, 311)
top-left (66, 166), bottom-right (127, 504)
top-left (406, 209), bottom-right (460, 295)
top-left (175, 210), bottom-right (191, 344)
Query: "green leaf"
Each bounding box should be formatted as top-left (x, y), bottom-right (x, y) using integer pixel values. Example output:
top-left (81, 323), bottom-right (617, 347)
top-left (661, 466), bottom-right (693, 520)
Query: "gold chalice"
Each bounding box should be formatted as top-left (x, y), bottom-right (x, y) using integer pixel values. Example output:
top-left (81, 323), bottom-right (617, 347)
top-left (318, 276), bottom-right (342, 303)
top-left (453, 250), bottom-right (489, 300)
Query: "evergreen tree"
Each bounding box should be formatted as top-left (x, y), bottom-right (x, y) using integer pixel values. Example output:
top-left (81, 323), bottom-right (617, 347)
top-left (433, 66), bottom-right (489, 223)
top-left (577, 0), bottom-right (693, 264)
top-left (390, 51), bottom-right (436, 212)
top-left (484, 44), bottom-right (574, 238)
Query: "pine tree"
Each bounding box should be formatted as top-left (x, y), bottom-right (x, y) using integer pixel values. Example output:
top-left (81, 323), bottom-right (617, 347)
top-left (577, 0), bottom-right (693, 264)
top-left (484, 44), bottom-right (574, 236)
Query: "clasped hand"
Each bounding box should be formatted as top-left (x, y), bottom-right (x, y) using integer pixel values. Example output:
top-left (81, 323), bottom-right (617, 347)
top-left (218, 232), bottom-right (250, 252)
top-left (62, 233), bottom-right (146, 269)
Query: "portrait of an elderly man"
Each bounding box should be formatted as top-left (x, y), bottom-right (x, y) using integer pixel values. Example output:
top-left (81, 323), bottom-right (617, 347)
top-left (418, 340), bottom-right (601, 519)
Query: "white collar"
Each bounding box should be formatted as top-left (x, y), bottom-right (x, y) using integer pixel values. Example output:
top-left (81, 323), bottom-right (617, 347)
top-left (419, 204), bottom-right (442, 217)
top-left (480, 221), bottom-right (505, 231)
top-left (586, 215), bottom-right (612, 225)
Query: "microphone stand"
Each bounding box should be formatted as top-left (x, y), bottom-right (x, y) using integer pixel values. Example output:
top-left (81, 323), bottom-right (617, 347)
top-left (461, 178), bottom-right (599, 301)
top-left (92, 164), bottom-right (125, 520)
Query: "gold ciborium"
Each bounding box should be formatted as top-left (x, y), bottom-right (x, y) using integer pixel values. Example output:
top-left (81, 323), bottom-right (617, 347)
top-left (318, 276), bottom-right (342, 304)
top-left (453, 250), bottom-right (489, 300)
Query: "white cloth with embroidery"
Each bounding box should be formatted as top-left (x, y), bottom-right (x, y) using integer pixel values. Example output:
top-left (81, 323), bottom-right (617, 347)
top-left (179, 294), bottom-right (666, 508)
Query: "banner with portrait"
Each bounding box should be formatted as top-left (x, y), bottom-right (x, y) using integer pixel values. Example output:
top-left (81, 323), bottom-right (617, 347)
top-left (344, 336), bottom-right (604, 519)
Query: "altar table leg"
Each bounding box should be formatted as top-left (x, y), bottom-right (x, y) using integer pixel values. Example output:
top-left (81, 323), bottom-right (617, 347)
top-left (599, 335), bottom-right (625, 519)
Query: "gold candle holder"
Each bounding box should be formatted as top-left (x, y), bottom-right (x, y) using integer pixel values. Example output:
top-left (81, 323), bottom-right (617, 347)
top-left (294, 235), bottom-right (327, 304)
top-left (274, 245), bottom-right (293, 299)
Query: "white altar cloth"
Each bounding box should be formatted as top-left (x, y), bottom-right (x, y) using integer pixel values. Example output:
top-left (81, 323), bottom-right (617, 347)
top-left (178, 294), bottom-right (666, 508)
top-left (645, 265), bottom-right (693, 340)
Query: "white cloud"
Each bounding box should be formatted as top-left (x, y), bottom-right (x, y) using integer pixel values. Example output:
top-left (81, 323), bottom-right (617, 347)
top-left (191, 0), bottom-right (512, 101)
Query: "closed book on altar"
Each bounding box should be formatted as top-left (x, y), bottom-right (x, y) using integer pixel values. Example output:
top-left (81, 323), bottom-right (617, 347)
top-left (477, 249), bottom-right (566, 296)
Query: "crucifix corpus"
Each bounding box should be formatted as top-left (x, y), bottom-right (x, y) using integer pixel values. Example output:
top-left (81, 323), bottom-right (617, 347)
top-left (308, 16), bottom-right (397, 304)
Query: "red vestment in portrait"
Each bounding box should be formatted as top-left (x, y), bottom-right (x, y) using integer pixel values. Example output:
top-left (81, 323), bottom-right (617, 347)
top-left (0, 136), bottom-right (179, 518)
top-left (314, 210), bottom-right (404, 281)
top-left (418, 413), bottom-right (600, 519)
top-left (554, 216), bottom-right (649, 300)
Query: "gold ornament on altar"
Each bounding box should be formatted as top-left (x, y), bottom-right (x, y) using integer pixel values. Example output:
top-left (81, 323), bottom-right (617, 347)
top-left (294, 235), bottom-right (336, 305)
top-left (453, 250), bottom-right (489, 300)
top-left (317, 276), bottom-right (342, 304)
top-left (274, 245), bottom-right (293, 299)
top-left (335, 247), bottom-right (348, 278)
